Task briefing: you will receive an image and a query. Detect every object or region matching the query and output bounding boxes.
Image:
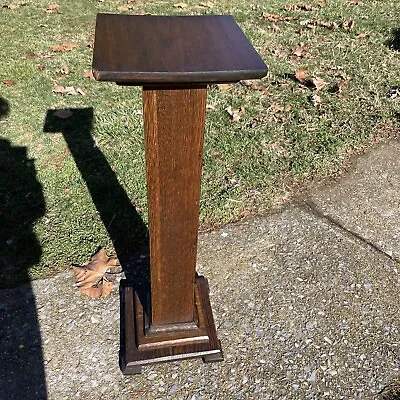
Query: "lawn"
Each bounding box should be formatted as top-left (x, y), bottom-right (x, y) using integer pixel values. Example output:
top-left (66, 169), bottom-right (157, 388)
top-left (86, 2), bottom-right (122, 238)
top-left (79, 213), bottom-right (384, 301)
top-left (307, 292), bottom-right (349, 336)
top-left (0, 0), bottom-right (399, 287)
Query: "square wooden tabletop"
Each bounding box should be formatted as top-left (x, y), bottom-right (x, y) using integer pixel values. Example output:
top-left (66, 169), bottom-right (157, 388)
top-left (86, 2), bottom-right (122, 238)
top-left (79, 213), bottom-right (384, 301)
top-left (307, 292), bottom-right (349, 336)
top-left (92, 14), bottom-right (267, 84)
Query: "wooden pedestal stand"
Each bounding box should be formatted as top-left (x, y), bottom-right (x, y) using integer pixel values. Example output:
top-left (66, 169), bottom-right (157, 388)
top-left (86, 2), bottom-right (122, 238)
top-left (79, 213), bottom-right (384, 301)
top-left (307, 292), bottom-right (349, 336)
top-left (92, 14), bottom-right (267, 374)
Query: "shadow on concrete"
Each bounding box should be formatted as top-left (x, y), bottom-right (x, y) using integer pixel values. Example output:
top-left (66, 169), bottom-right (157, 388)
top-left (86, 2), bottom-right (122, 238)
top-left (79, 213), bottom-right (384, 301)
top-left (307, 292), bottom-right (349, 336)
top-left (0, 96), bottom-right (48, 399)
top-left (386, 27), bottom-right (400, 51)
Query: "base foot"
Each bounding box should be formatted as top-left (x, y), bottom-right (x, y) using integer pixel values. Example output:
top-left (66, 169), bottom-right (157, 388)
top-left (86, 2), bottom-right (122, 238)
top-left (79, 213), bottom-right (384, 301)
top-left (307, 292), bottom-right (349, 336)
top-left (203, 351), bottom-right (224, 363)
top-left (120, 276), bottom-right (223, 374)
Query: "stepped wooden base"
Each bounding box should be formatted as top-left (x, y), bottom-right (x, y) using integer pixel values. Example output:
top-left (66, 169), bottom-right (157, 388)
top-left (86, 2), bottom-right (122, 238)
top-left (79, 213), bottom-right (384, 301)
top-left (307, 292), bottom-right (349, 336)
top-left (120, 276), bottom-right (223, 374)
top-left (120, 276), bottom-right (223, 375)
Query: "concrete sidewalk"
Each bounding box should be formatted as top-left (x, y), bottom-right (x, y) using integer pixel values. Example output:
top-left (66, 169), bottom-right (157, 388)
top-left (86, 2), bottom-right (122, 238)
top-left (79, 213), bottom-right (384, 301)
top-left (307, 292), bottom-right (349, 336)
top-left (1, 139), bottom-right (400, 399)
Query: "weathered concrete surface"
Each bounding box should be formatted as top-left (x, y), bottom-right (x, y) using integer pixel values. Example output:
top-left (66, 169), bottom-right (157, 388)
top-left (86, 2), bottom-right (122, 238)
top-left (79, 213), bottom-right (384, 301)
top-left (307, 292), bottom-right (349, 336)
top-left (305, 139), bottom-right (400, 262)
top-left (1, 139), bottom-right (400, 399)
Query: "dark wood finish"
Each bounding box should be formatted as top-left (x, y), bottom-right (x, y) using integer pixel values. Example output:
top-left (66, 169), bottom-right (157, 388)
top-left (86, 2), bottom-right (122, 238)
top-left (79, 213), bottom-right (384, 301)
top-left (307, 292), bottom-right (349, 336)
top-left (144, 85), bottom-right (206, 326)
top-left (93, 13), bottom-right (268, 373)
top-left (120, 276), bottom-right (223, 374)
top-left (92, 14), bottom-right (267, 84)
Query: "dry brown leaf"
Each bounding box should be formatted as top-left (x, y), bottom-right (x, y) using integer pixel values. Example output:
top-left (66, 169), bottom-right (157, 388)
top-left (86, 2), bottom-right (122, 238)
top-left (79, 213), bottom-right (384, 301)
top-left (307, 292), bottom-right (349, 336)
top-left (87, 34), bottom-right (95, 49)
top-left (73, 248), bottom-right (117, 298)
top-left (45, 3), bottom-right (59, 12)
top-left (217, 83), bottom-right (232, 91)
top-left (310, 93), bottom-right (322, 107)
top-left (342, 19), bottom-right (354, 31)
top-left (336, 79), bottom-right (346, 93)
top-left (20, 51), bottom-right (36, 60)
top-left (173, 2), bottom-right (187, 8)
top-left (101, 280), bottom-right (114, 298)
top-left (199, 1), bottom-right (213, 7)
top-left (318, 0), bottom-right (328, 6)
top-left (271, 104), bottom-right (292, 113)
top-left (226, 106), bottom-right (245, 122)
top-left (79, 284), bottom-right (103, 299)
top-left (295, 67), bottom-right (309, 82)
top-left (355, 33), bottom-right (367, 39)
top-left (311, 76), bottom-right (327, 91)
top-left (261, 12), bottom-right (295, 22)
top-left (52, 42), bottom-right (77, 52)
top-left (3, 4), bottom-right (20, 9)
top-left (300, 19), bottom-right (338, 30)
top-left (3, 79), bottom-right (16, 86)
top-left (241, 80), bottom-right (254, 87)
top-left (270, 23), bottom-right (280, 31)
top-left (57, 64), bottom-right (69, 75)
top-left (284, 3), bottom-right (317, 11)
top-left (117, 5), bottom-right (131, 11)
top-left (84, 70), bottom-right (95, 80)
top-left (54, 109), bottom-right (73, 119)
top-left (292, 42), bottom-right (308, 57)
top-left (241, 80), bottom-right (269, 91)
top-left (52, 85), bottom-right (86, 95)
top-left (37, 65), bottom-right (45, 71)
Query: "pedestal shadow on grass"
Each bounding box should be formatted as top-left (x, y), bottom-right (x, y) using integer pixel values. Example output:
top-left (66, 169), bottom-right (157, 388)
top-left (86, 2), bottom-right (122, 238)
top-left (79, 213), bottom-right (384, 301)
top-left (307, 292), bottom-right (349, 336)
top-left (0, 96), bottom-right (47, 399)
top-left (387, 27), bottom-right (400, 51)
top-left (43, 108), bottom-right (150, 284)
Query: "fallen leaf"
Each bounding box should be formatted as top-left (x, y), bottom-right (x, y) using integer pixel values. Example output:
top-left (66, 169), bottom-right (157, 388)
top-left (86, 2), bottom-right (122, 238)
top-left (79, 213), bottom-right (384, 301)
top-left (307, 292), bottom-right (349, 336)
top-left (37, 65), bottom-right (45, 71)
top-left (355, 33), bottom-right (367, 39)
top-left (261, 12), bottom-right (295, 22)
top-left (241, 80), bottom-right (269, 91)
top-left (57, 64), bottom-right (69, 75)
top-left (318, 0), bottom-right (328, 6)
top-left (342, 19), bottom-right (354, 31)
top-left (310, 93), bottom-right (322, 107)
top-left (295, 67), bottom-right (309, 82)
top-left (52, 85), bottom-right (86, 95)
top-left (87, 34), bottom-right (95, 49)
top-left (79, 284), bottom-right (103, 299)
top-left (198, 1), bottom-right (213, 7)
top-left (3, 79), bottom-right (16, 86)
top-left (300, 19), bottom-right (338, 30)
top-left (335, 79), bottom-right (346, 93)
top-left (54, 109), bottom-right (73, 119)
top-left (3, 4), bottom-right (20, 9)
top-left (117, 5), bottom-right (131, 11)
top-left (217, 83), bottom-right (232, 91)
top-left (226, 106), bottom-right (245, 122)
top-left (284, 3), bottom-right (317, 11)
top-left (45, 3), bottom-right (59, 12)
top-left (292, 42), bottom-right (308, 57)
top-left (101, 280), bottom-right (114, 297)
top-left (73, 248), bottom-right (118, 298)
top-left (51, 42), bottom-right (77, 52)
top-left (84, 70), bottom-right (95, 80)
top-left (20, 51), bottom-right (36, 60)
top-left (348, 0), bottom-right (363, 4)
top-left (173, 2), bottom-right (187, 8)
top-left (311, 76), bottom-right (327, 91)
top-left (271, 104), bottom-right (292, 113)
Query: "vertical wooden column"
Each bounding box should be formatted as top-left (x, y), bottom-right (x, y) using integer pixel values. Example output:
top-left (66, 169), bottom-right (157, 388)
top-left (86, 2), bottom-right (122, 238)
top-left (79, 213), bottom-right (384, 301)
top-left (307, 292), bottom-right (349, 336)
top-left (143, 85), bottom-right (207, 327)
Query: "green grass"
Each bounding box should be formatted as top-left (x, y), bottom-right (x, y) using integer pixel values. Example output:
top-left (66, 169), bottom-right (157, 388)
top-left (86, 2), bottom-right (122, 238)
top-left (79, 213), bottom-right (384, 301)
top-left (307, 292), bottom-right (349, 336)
top-left (0, 0), bottom-right (399, 287)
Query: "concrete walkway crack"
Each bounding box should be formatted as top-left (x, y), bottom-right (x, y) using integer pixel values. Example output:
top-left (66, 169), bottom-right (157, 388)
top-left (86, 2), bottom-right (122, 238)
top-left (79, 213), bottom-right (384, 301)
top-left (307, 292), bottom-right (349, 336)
top-left (299, 199), bottom-right (400, 265)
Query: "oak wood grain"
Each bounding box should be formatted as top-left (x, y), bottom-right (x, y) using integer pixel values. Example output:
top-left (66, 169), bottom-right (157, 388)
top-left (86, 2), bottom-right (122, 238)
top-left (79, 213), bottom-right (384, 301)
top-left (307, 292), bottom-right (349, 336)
top-left (92, 14), bottom-right (267, 84)
top-left (143, 85), bottom-right (206, 326)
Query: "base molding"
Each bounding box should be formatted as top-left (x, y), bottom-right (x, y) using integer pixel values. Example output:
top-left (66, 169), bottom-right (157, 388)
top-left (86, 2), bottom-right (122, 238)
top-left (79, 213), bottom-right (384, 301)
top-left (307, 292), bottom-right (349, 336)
top-left (120, 276), bottom-right (223, 374)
